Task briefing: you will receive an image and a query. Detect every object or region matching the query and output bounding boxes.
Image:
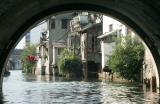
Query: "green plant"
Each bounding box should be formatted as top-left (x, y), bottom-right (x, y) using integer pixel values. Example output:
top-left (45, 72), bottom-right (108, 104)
top-left (108, 35), bottom-right (144, 81)
top-left (59, 49), bottom-right (82, 77)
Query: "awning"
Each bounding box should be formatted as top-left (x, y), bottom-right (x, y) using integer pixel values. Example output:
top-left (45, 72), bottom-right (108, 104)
top-left (80, 22), bottom-right (102, 32)
top-left (97, 30), bottom-right (118, 39)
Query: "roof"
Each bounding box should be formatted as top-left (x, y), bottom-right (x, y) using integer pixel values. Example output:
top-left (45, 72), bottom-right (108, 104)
top-left (97, 30), bottom-right (118, 39)
top-left (52, 42), bottom-right (67, 47)
top-left (80, 22), bottom-right (102, 32)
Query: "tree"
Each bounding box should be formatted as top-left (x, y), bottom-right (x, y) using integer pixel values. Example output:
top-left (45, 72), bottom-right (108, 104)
top-left (108, 35), bottom-right (144, 81)
top-left (21, 44), bottom-right (37, 73)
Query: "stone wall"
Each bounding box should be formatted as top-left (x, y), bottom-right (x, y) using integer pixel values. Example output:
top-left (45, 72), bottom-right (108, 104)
top-left (143, 42), bottom-right (159, 90)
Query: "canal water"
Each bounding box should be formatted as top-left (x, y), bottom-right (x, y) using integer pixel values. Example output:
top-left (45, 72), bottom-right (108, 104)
top-left (2, 70), bottom-right (160, 104)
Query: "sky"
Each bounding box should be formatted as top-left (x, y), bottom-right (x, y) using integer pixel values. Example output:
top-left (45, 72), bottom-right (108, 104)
top-left (15, 22), bottom-right (47, 49)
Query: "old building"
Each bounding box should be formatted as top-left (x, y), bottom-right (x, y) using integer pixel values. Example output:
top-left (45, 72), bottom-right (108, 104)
top-left (48, 13), bottom-right (74, 75)
top-left (98, 16), bottom-right (136, 78)
top-left (99, 16), bottom-right (122, 69)
top-left (35, 30), bottom-right (49, 75)
top-left (10, 49), bottom-right (23, 70)
top-left (98, 16), bottom-right (159, 89)
top-left (143, 43), bottom-right (159, 91)
top-left (69, 12), bottom-right (102, 78)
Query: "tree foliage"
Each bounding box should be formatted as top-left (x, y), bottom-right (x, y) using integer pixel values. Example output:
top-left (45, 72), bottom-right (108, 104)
top-left (21, 44), bottom-right (37, 73)
top-left (108, 35), bottom-right (144, 81)
top-left (59, 49), bottom-right (82, 77)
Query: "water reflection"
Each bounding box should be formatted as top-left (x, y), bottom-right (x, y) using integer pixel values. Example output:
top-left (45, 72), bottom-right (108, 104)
top-left (2, 70), bottom-right (160, 104)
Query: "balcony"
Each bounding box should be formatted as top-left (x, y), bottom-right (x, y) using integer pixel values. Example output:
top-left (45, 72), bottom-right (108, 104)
top-left (70, 15), bottom-right (89, 32)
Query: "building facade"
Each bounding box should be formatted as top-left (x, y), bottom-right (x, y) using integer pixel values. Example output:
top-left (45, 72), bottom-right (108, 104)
top-left (99, 16), bottom-right (159, 90)
top-left (99, 16), bottom-right (134, 69)
top-left (48, 13), bottom-right (74, 75)
top-left (69, 12), bottom-right (102, 78)
top-left (35, 30), bottom-right (49, 75)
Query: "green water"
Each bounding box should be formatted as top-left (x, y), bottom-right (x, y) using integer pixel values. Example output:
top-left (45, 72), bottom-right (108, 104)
top-left (2, 70), bottom-right (160, 104)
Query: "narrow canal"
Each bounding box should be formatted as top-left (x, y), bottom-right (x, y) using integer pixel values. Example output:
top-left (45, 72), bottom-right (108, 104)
top-left (2, 70), bottom-right (160, 104)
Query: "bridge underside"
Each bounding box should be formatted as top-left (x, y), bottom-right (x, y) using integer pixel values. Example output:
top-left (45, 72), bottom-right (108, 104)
top-left (0, 0), bottom-right (160, 90)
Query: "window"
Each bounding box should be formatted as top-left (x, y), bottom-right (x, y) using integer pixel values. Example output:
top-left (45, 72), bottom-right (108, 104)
top-left (51, 19), bottom-right (55, 29)
top-left (61, 19), bottom-right (68, 29)
top-left (109, 24), bottom-right (113, 32)
top-left (58, 48), bottom-right (63, 55)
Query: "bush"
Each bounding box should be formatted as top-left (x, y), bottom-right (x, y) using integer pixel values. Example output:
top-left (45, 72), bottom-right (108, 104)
top-left (59, 49), bottom-right (82, 77)
top-left (108, 35), bottom-right (144, 81)
top-left (21, 44), bottom-right (37, 73)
